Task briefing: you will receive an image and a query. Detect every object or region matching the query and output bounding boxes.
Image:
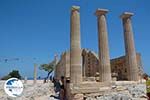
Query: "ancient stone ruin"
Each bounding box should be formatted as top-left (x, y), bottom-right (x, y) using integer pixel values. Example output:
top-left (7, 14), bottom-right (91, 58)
top-left (55, 6), bottom-right (146, 100)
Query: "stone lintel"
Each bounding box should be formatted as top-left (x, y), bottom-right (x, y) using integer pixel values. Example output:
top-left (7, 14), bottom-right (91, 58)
top-left (71, 6), bottom-right (80, 11)
top-left (95, 9), bottom-right (109, 16)
top-left (69, 82), bottom-right (111, 94)
top-left (120, 12), bottom-right (134, 19)
top-left (112, 81), bottom-right (140, 86)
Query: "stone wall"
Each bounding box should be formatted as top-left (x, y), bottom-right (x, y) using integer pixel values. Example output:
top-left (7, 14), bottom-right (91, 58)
top-left (55, 50), bottom-right (143, 81)
top-left (85, 81), bottom-right (147, 100)
top-left (55, 51), bottom-right (70, 79)
top-left (111, 53), bottom-right (143, 81)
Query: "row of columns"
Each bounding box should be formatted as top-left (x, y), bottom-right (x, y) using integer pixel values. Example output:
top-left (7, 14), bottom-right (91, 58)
top-left (70, 6), bottom-right (139, 84)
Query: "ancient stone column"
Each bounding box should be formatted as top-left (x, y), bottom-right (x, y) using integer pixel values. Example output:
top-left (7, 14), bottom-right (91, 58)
top-left (70, 6), bottom-right (82, 84)
top-left (120, 12), bottom-right (138, 81)
top-left (24, 76), bottom-right (27, 84)
top-left (54, 54), bottom-right (58, 77)
top-left (33, 63), bottom-right (37, 84)
top-left (95, 9), bottom-right (111, 82)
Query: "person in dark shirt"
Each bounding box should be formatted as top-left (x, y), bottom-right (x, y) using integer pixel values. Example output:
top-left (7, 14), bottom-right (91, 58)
top-left (50, 78), bottom-right (61, 99)
top-left (53, 78), bottom-right (61, 93)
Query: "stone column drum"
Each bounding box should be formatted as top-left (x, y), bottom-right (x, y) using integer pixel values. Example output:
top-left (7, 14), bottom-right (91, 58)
top-left (95, 9), bottom-right (111, 82)
top-left (121, 12), bottom-right (139, 81)
top-left (70, 6), bottom-right (82, 84)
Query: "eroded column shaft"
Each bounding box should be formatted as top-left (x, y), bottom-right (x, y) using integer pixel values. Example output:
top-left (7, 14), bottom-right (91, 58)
top-left (121, 12), bottom-right (139, 81)
top-left (95, 9), bottom-right (111, 82)
top-left (70, 6), bottom-right (82, 84)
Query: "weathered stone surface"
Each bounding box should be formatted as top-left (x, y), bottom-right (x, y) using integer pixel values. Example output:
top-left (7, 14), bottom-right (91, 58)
top-left (96, 93), bottom-right (131, 100)
top-left (0, 81), bottom-right (56, 100)
top-left (83, 77), bottom-right (96, 82)
top-left (121, 12), bottom-right (139, 81)
top-left (85, 82), bottom-right (146, 100)
top-left (95, 9), bottom-right (111, 82)
top-left (70, 5), bottom-right (82, 84)
top-left (72, 94), bottom-right (84, 100)
top-left (127, 84), bottom-right (146, 98)
top-left (70, 82), bottom-right (111, 94)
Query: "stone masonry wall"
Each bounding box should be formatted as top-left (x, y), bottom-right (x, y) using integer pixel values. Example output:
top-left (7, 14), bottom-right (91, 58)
top-left (85, 81), bottom-right (147, 100)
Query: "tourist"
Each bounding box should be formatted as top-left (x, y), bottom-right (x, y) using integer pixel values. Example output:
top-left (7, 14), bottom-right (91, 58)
top-left (50, 78), bottom-right (61, 99)
top-left (53, 78), bottom-right (61, 93)
top-left (50, 77), bottom-right (66, 100)
top-left (50, 85), bottom-right (65, 100)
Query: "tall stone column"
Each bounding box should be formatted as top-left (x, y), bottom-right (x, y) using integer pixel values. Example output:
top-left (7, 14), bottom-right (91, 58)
top-left (95, 9), bottom-right (111, 82)
top-left (70, 6), bottom-right (82, 84)
top-left (120, 12), bottom-right (138, 81)
top-left (33, 63), bottom-right (37, 84)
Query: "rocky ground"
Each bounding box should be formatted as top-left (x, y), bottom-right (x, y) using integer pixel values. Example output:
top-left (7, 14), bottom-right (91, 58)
top-left (0, 80), bottom-right (57, 100)
top-left (0, 80), bottom-right (148, 100)
top-left (85, 82), bottom-right (147, 100)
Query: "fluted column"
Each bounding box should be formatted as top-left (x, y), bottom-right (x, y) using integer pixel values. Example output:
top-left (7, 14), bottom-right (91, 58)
top-left (120, 12), bottom-right (138, 81)
top-left (70, 6), bottom-right (82, 84)
top-left (95, 9), bottom-right (111, 82)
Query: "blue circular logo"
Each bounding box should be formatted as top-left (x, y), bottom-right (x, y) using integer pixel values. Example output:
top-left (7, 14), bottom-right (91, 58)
top-left (4, 78), bottom-right (23, 97)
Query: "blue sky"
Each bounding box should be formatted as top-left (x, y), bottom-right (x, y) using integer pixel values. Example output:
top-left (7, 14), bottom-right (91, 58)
top-left (0, 0), bottom-right (149, 78)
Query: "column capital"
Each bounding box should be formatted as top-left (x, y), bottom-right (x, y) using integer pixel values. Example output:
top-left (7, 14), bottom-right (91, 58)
top-left (120, 12), bottom-right (134, 19)
top-left (71, 6), bottom-right (80, 12)
top-left (95, 9), bottom-right (109, 16)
